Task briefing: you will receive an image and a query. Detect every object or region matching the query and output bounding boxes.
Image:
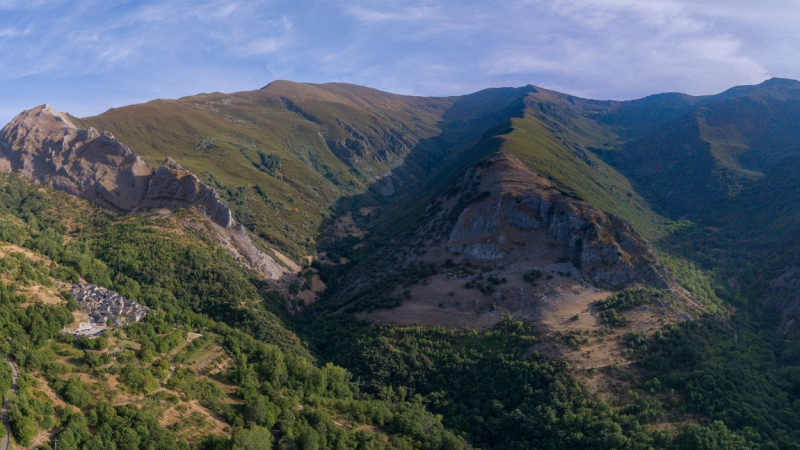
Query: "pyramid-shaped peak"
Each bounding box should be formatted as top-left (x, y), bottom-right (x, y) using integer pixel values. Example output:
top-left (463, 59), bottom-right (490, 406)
top-left (23, 104), bottom-right (69, 120)
top-left (5, 104), bottom-right (76, 131)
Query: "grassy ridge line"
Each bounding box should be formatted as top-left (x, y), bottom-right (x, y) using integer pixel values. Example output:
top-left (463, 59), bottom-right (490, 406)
top-left (499, 92), bottom-right (672, 240)
top-left (77, 98), bottom-right (353, 259)
top-left (77, 83), bottom-right (451, 259)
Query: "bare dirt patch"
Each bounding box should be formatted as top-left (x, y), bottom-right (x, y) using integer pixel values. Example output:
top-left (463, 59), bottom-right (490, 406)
top-left (358, 259), bottom-right (602, 331)
top-left (298, 273), bottom-right (326, 305)
top-left (186, 344), bottom-right (232, 376)
top-left (18, 284), bottom-right (66, 307)
top-left (357, 255), bottom-right (690, 396)
top-left (271, 248), bottom-right (301, 272)
top-left (160, 399), bottom-right (229, 444)
top-left (29, 373), bottom-right (70, 411)
top-left (0, 243), bottom-right (52, 265)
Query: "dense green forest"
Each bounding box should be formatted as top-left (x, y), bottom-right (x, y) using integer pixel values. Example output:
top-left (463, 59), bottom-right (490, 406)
top-left (0, 175), bottom-right (467, 450)
top-left (1, 153), bottom-right (800, 450)
top-left (299, 312), bottom-right (800, 450)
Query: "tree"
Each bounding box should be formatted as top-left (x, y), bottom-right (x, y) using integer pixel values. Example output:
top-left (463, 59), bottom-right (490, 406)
top-left (232, 426), bottom-right (274, 450)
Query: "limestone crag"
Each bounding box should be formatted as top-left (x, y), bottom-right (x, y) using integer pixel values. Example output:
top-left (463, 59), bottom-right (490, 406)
top-left (0, 105), bottom-right (234, 227)
top-left (437, 152), bottom-right (668, 289)
top-left (0, 105), bottom-right (289, 280)
top-left (0, 105), bottom-right (152, 211)
top-left (330, 151), bottom-right (672, 317)
top-left (142, 158), bottom-right (234, 228)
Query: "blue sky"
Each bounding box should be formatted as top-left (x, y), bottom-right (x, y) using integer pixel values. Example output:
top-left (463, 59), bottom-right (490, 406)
top-left (0, 0), bottom-right (797, 123)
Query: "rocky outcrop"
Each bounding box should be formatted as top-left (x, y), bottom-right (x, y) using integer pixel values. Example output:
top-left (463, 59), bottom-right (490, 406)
top-left (329, 151), bottom-right (672, 317)
top-left (0, 105), bottom-right (153, 211)
top-left (142, 158), bottom-right (234, 228)
top-left (0, 105), bottom-right (289, 281)
top-left (0, 105), bottom-right (235, 227)
top-left (437, 152), bottom-right (668, 289)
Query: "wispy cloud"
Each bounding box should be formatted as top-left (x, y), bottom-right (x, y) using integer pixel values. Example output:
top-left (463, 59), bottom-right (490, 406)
top-left (0, 26), bottom-right (27, 38)
top-left (0, 0), bottom-right (795, 124)
top-left (483, 0), bottom-right (769, 98)
top-left (0, 0), bottom-right (60, 10)
top-left (0, 0), bottom-right (297, 79)
top-left (346, 2), bottom-right (442, 24)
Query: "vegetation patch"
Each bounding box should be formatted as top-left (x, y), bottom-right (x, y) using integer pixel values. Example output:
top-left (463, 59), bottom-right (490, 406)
top-left (593, 288), bottom-right (669, 327)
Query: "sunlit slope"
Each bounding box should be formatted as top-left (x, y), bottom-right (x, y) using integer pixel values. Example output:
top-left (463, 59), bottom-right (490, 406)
top-left (497, 88), bottom-right (670, 239)
top-left (0, 174), bottom-right (469, 449)
top-left (78, 81), bottom-right (455, 258)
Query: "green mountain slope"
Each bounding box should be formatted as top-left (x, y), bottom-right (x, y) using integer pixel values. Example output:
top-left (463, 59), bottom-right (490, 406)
top-left (9, 77), bottom-right (800, 449)
top-left (67, 78), bottom-right (800, 326)
top-left (601, 78), bottom-right (800, 215)
top-left (76, 82), bottom-right (455, 258)
top-left (500, 88), bottom-right (669, 239)
top-left (0, 174), bottom-right (472, 449)
top-left (77, 83), bottom-right (584, 261)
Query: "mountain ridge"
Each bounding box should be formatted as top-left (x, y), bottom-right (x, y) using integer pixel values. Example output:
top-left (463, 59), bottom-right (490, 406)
top-left (0, 104), bottom-right (293, 281)
top-left (4, 77), bottom-right (800, 329)
top-left (3, 76), bottom-right (800, 449)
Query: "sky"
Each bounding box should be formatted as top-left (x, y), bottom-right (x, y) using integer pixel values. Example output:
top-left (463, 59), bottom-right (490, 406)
top-left (0, 0), bottom-right (797, 123)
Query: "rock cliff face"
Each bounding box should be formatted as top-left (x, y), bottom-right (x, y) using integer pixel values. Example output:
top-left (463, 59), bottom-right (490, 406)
top-left (0, 105), bottom-right (289, 280)
top-left (141, 157), bottom-right (234, 228)
top-left (427, 152), bottom-right (669, 289)
top-left (332, 151), bottom-right (673, 319)
top-left (0, 105), bottom-right (234, 227)
top-left (0, 105), bottom-right (153, 211)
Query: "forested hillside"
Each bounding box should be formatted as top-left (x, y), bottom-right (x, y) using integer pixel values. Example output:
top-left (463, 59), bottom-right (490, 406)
top-left (2, 77), bottom-right (800, 449)
top-left (2, 173), bottom-right (793, 449)
top-left (0, 176), bottom-right (468, 449)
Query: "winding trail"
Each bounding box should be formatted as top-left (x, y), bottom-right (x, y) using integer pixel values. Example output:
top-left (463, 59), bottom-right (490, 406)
top-left (1, 358), bottom-right (18, 450)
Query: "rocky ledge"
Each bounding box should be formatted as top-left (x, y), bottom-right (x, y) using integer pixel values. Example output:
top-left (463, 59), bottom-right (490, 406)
top-left (0, 105), bottom-right (289, 280)
top-left (0, 105), bottom-right (234, 227)
top-left (436, 152), bottom-right (669, 289)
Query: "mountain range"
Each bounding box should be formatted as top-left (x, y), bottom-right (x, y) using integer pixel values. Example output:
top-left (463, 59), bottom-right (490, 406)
top-left (1, 77), bottom-right (800, 449)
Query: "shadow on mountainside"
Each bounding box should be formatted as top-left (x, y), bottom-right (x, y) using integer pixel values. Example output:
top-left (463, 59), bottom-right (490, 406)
top-left (306, 86), bottom-right (539, 313)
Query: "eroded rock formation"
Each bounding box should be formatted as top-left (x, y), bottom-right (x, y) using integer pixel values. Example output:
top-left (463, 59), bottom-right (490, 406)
top-left (432, 152), bottom-right (669, 289)
top-left (0, 105), bottom-right (290, 281)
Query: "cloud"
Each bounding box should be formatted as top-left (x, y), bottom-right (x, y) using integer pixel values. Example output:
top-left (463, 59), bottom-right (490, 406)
top-left (241, 37), bottom-right (285, 56)
top-left (95, 46), bottom-right (133, 65)
top-left (233, 15), bottom-right (294, 56)
top-left (0, 0), bottom-right (796, 125)
top-left (550, 0), bottom-right (705, 34)
top-left (0, 0), bottom-right (60, 10)
top-left (346, 2), bottom-right (441, 24)
top-left (483, 0), bottom-right (769, 98)
top-left (0, 27), bottom-right (26, 38)
top-left (0, 0), bottom-right (297, 80)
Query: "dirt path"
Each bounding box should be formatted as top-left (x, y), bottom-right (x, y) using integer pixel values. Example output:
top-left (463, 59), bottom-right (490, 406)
top-left (1, 358), bottom-right (19, 450)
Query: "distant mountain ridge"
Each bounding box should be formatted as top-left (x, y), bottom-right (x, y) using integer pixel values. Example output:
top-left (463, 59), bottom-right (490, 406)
top-left (4, 76), bottom-right (800, 331)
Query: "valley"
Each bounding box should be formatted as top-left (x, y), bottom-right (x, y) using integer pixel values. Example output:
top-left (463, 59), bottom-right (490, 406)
top-left (0, 77), bottom-right (799, 449)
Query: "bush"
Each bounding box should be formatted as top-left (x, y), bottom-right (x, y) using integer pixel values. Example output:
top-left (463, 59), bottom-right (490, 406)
top-left (523, 269), bottom-right (543, 284)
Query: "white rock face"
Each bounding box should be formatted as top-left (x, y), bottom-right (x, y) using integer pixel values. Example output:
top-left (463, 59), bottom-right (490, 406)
top-left (1, 105), bottom-right (154, 210)
top-left (440, 152), bottom-right (669, 289)
top-left (0, 105), bottom-right (290, 281)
